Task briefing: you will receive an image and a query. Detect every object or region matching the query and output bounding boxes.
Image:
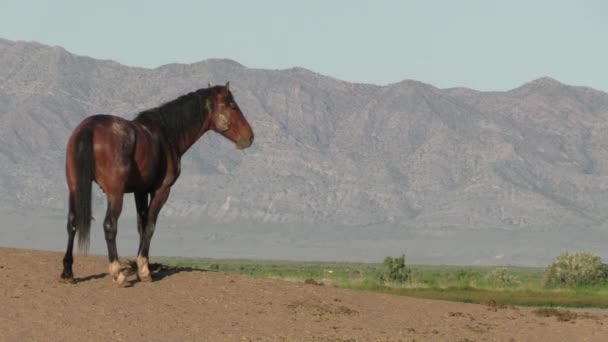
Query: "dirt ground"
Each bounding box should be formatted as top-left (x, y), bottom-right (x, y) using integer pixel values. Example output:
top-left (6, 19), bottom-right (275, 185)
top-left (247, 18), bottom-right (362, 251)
top-left (1, 247), bottom-right (607, 341)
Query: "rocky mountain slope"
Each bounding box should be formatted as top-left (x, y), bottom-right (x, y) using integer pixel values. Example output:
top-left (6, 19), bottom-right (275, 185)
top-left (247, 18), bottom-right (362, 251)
top-left (2, 38), bottom-right (608, 238)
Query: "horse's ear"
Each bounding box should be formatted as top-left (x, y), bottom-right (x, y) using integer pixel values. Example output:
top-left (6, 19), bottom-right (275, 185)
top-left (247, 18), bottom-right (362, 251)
top-left (225, 82), bottom-right (230, 89)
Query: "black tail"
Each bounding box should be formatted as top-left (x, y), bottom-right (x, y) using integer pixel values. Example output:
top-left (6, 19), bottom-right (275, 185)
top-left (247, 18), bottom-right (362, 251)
top-left (73, 127), bottom-right (94, 254)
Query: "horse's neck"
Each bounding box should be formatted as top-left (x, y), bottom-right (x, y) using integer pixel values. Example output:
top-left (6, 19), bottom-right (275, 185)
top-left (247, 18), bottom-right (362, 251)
top-left (176, 120), bottom-right (210, 156)
top-left (133, 93), bottom-right (212, 157)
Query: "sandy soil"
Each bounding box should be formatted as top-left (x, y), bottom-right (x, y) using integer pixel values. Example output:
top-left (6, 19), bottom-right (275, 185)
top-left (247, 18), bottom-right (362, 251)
top-left (1, 247), bottom-right (607, 341)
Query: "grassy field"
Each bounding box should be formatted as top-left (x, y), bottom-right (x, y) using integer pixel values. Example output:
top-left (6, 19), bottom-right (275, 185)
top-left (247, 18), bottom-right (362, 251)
top-left (153, 256), bottom-right (608, 308)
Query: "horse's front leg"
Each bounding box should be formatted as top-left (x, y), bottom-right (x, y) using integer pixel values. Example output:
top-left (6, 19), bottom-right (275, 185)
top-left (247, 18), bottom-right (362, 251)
top-left (136, 187), bottom-right (170, 282)
top-left (134, 191), bottom-right (149, 280)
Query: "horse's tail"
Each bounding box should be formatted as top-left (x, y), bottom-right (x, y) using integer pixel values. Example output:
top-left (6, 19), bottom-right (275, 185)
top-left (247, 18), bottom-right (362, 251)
top-left (73, 127), bottom-right (95, 254)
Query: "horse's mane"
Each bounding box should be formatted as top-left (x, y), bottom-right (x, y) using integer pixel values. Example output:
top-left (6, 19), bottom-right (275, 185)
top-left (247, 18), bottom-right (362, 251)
top-left (135, 88), bottom-right (212, 149)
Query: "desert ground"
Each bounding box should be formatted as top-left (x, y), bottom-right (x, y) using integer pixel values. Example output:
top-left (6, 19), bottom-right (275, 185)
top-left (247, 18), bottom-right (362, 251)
top-left (1, 247), bottom-right (607, 341)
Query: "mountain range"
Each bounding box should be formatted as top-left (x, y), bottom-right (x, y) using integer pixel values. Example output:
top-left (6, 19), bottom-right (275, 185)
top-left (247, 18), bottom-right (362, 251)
top-left (2, 38), bottom-right (608, 264)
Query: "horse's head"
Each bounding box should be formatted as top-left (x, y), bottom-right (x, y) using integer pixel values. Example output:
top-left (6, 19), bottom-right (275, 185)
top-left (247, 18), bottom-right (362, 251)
top-left (207, 83), bottom-right (254, 149)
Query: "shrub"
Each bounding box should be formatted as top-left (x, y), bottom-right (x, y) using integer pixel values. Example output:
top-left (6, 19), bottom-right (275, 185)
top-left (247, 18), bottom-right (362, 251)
top-left (453, 268), bottom-right (478, 282)
top-left (544, 252), bottom-right (608, 287)
top-left (380, 255), bottom-right (411, 283)
top-left (485, 267), bottom-right (520, 286)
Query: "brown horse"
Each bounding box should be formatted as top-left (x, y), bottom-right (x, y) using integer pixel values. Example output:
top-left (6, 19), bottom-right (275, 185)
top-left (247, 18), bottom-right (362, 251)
top-left (61, 83), bottom-right (253, 286)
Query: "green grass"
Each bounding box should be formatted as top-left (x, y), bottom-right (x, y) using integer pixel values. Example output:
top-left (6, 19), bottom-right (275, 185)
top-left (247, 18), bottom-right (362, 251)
top-left (153, 256), bottom-right (608, 309)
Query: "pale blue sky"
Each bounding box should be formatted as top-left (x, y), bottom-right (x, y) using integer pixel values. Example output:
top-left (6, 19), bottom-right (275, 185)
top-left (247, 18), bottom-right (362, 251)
top-left (1, 0), bottom-right (607, 91)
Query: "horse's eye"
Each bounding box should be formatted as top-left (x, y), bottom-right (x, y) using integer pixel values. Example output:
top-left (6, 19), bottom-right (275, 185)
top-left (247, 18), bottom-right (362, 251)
top-left (229, 102), bottom-right (236, 109)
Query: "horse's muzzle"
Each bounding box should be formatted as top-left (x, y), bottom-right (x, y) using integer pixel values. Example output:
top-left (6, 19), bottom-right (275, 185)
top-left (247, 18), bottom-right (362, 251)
top-left (236, 134), bottom-right (253, 149)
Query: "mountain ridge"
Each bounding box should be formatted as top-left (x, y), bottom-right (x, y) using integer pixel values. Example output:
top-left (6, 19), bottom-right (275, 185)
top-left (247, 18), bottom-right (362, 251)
top-left (2, 38), bottom-right (608, 241)
top-left (5, 37), bottom-right (597, 93)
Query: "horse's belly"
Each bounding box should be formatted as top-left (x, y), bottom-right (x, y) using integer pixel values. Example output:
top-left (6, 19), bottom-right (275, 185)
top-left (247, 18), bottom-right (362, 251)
top-left (125, 162), bottom-right (159, 193)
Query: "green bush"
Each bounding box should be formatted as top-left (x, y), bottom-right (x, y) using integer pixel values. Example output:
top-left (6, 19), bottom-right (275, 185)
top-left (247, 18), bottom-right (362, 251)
top-left (485, 267), bottom-right (520, 286)
top-left (453, 268), bottom-right (478, 282)
top-left (381, 255), bottom-right (411, 283)
top-left (544, 252), bottom-right (608, 287)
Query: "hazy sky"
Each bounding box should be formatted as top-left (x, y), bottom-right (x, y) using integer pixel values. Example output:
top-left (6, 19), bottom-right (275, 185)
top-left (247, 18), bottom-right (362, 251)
top-left (1, 0), bottom-right (606, 91)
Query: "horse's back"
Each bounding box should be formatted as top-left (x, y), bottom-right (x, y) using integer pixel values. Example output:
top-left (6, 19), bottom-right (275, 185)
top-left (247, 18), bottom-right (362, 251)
top-left (71, 114), bottom-right (136, 154)
top-left (69, 114), bottom-right (134, 141)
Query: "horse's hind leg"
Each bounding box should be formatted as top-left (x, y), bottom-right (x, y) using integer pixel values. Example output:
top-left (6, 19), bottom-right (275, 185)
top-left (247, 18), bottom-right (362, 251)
top-left (60, 192), bottom-right (76, 283)
top-left (137, 187), bottom-right (170, 282)
top-left (103, 192), bottom-right (127, 287)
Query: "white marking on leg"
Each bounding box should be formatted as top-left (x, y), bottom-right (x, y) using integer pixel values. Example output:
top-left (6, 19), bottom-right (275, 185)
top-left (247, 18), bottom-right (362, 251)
top-left (109, 260), bottom-right (121, 279)
top-left (109, 260), bottom-right (126, 286)
top-left (115, 272), bottom-right (126, 287)
top-left (137, 255), bottom-right (151, 281)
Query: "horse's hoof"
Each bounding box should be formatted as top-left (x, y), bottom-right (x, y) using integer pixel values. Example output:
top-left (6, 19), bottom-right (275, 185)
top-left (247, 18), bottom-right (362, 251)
top-left (113, 272), bottom-right (128, 287)
top-left (59, 276), bottom-right (76, 284)
top-left (138, 274), bottom-right (153, 282)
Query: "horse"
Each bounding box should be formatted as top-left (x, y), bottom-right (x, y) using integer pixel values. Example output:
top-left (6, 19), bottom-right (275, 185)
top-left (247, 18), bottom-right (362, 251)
top-left (60, 83), bottom-right (253, 286)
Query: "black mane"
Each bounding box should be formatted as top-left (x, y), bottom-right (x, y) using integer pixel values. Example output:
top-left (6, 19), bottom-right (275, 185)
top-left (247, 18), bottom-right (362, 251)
top-left (134, 88), bottom-right (212, 149)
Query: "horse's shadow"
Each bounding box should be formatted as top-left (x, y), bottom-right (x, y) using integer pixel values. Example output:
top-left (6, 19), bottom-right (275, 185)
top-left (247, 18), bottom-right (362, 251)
top-left (71, 261), bottom-right (208, 285)
top-left (74, 273), bottom-right (107, 283)
top-left (126, 261), bottom-right (208, 283)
